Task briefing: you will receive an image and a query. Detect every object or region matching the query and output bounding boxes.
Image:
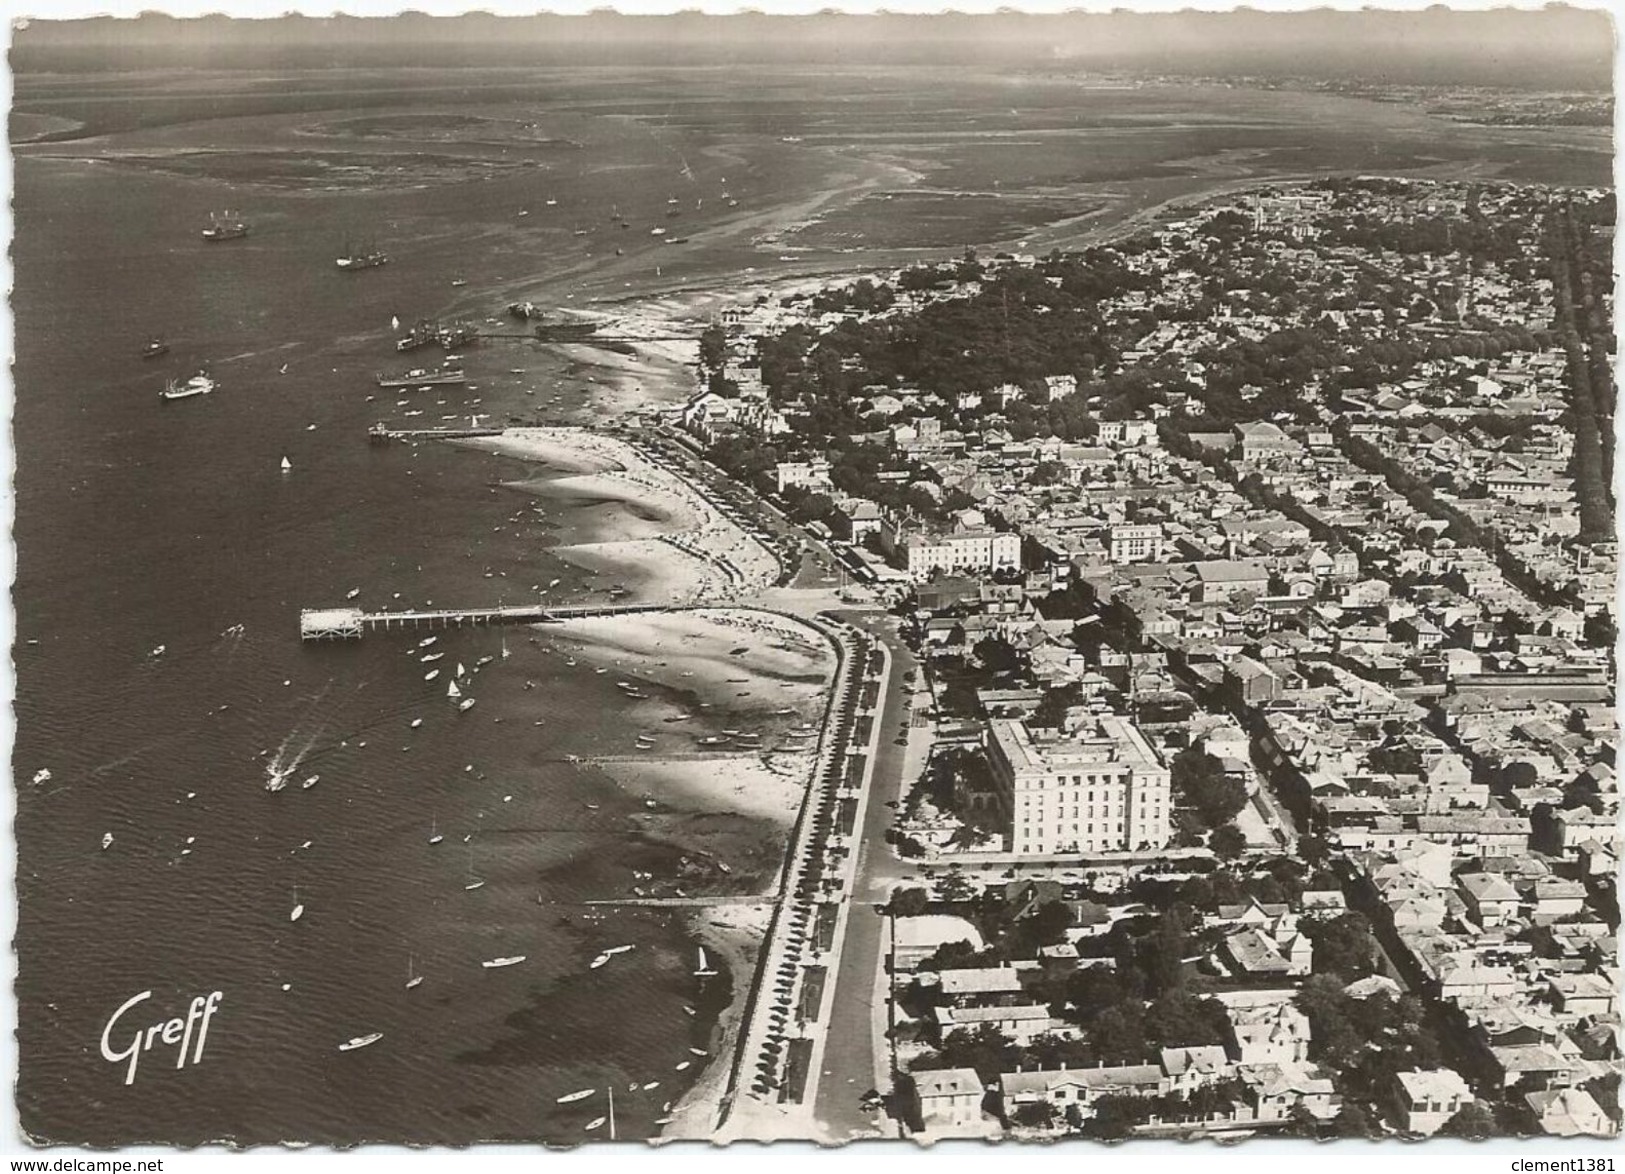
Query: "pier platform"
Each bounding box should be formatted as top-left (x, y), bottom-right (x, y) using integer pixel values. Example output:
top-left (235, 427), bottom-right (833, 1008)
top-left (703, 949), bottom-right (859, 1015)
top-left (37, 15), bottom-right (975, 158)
top-left (300, 601), bottom-right (670, 641)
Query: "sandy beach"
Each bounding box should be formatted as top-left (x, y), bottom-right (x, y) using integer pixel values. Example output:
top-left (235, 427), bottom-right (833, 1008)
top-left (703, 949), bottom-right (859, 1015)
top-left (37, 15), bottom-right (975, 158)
top-left (658, 901), bottom-right (774, 1142)
top-left (463, 426), bottom-right (783, 606)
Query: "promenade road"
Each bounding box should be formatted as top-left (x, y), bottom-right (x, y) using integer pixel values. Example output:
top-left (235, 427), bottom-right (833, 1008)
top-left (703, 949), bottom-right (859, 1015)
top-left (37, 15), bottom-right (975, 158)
top-left (810, 612), bottom-right (924, 1141)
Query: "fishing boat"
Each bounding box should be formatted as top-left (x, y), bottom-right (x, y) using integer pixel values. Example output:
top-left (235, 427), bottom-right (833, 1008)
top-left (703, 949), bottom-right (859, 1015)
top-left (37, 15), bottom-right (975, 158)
top-left (482, 955), bottom-right (526, 969)
top-left (201, 211), bottom-right (249, 241)
top-left (338, 1033), bottom-right (383, 1052)
top-left (141, 336), bottom-right (170, 359)
top-left (336, 240), bottom-right (388, 270)
top-left (160, 372), bottom-right (216, 401)
top-left (694, 947), bottom-right (718, 977)
top-left (557, 1088), bottom-right (595, 1104)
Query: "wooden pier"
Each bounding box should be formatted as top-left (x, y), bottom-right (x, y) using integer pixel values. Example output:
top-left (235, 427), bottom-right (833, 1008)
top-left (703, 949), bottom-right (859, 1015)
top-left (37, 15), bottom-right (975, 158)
top-left (300, 601), bottom-right (669, 641)
top-left (369, 424), bottom-right (505, 444)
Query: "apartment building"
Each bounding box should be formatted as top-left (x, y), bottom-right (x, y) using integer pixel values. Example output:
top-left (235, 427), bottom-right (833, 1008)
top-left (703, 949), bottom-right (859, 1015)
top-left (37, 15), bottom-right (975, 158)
top-left (986, 716), bottom-right (1172, 854)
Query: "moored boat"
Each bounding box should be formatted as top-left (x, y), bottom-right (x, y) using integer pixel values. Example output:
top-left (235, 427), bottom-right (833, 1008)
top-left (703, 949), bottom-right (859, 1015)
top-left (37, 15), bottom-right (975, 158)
top-left (336, 240), bottom-right (388, 270)
top-left (338, 1032), bottom-right (383, 1052)
top-left (201, 211), bottom-right (249, 241)
top-left (160, 372), bottom-right (216, 401)
top-left (375, 366), bottom-right (467, 390)
top-left (482, 955), bottom-right (526, 969)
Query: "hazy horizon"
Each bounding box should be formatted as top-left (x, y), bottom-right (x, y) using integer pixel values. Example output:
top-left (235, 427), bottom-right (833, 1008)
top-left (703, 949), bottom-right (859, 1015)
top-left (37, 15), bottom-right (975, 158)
top-left (11, 8), bottom-right (1615, 89)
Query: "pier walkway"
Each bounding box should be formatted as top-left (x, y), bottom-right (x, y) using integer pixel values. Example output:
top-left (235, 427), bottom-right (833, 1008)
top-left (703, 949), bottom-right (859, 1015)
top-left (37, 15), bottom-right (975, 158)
top-left (299, 601), bottom-right (670, 641)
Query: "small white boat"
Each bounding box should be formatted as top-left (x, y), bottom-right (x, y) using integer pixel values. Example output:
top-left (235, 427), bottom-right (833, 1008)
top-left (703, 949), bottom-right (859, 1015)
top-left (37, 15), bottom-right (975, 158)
top-left (425, 670), bottom-right (440, 681)
top-left (447, 680), bottom-right (462, 699)
top-left (150, 645), bottom-right (166, 658)
top-left (410, 718), bottom-right (423, 729)
top-left (589, 953), bottom-right (611, 970)
top-left (406, 955), bottom-right (423, 990)
top-left (464, 880), bottom-right (485, 891)
top-left (419, 637), bottom-right (437, 648)
top-left (346, 588), bottom-right (361, 600)
top-left (302, 774), bottom-right (319, 789)
top-left (100, 832), bottom-right (114, 851)
top-left (429, 821), bottom-right (444, 845)
top-left (643, 1081), bottom-right (660, 1091)
top-left (558, 1088), bottom-right (595, 1104)
top-left (280, 456), bottom-right (292, 472)
top-left (584, 1117), bottom-right (606, 1132)
top-left (423, 652), bottom-right (444, 663)
top-left (675, 1061), bottom-right (690, 1071)
top-left (483, 955), bottom-right (526, 969)
top-left (32, 768), bottom-right (51, 785)
top-left (291, 903), bottom-right (304, 923)
top-left (689, 1047), bottom-right (708, 1057)
top-left (694, 947), bottom-right (717, 977)
top-left (605, 944), bottom-right (635, 956)
top-left (338, 1033), bottom-right (383, 1052)
top-left (458, 698), bottom-right (477, 712)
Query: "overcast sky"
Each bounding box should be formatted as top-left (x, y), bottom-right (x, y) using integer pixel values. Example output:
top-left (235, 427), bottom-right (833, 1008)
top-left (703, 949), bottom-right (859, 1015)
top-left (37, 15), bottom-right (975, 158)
top-left (10, 6), bottom-right (1614, 87)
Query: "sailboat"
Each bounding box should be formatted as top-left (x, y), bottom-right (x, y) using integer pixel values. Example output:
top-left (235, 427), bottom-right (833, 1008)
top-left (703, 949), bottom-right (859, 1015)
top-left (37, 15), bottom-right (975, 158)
top-left (428, 820), bottom-right (444, 846)
top-left (406, 955), bottom-right (423, 990)
top-left (290, 887), bottom-right (305, 922)
top-left (447, 679), bottom-right (462, 700)
top-left (694, 946), bottom-right (718, 978)
top-left (464, 842), bottom-right (485, 891)
top-left (280, 456), bottom-right (292, 473)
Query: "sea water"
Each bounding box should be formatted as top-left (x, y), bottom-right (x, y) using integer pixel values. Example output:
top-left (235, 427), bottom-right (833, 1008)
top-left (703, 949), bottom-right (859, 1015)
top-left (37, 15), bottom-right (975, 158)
top-left (12, 148), bottom-right (740, 1145)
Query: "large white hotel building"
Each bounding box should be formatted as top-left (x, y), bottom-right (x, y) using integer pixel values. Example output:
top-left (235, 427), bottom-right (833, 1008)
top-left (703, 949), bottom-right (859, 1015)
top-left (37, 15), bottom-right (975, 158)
top-left (986, 716), bottom-right (1172, 855)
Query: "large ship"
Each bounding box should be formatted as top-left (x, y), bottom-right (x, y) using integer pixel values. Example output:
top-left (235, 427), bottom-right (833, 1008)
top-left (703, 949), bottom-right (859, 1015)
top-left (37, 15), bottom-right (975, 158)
top-left (336, 240), bottom-right (388, 270)
top-left (201, 212), bottom-right (249, 241)
top-left (375, 366), bottom-right (467, 390)
top-left (160, 372), bottom-right (216, 401)
top-left (395, 320), bottom-right (440, 352)
top-left (437, 322), bottom-right (479, 351)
